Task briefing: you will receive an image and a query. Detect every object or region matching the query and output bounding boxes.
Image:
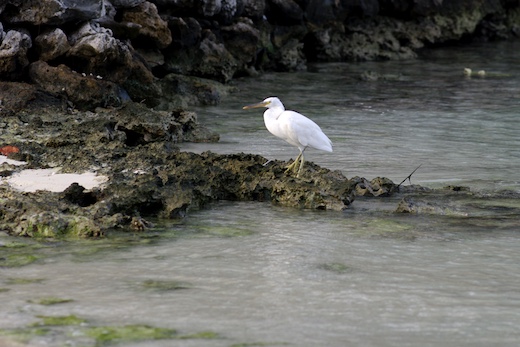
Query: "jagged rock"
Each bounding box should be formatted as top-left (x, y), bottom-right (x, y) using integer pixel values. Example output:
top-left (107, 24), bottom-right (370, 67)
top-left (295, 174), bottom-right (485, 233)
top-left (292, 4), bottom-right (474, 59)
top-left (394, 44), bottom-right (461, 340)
top-left (168, 17), bottom-right (202, 48)
top-left (65, 21), bottom-right (162, 107)
top-left (97, 102), bottom-right (220, 145)
top-left (270, 23), bottom-right (305, 48)
top-left (0, 82), bottom-right (37, 116)
top-left (304, 0), bottom-right (349, 24)
top-left (0, 30), bottom-right (32, 80)
top-left (105, 152), bottom-right (356, 219)
top-left (28, 61), bottom-right (125, 110)
top-left (217, 0), bottom-right (239, 24)
top-left (221, 19), bottom-right (260, 63)
top-left (199, 0), bottom-right (222, 17)
top-left (355, 177), bottom-right (397, 197)
top-left (68, 21), bottom-right (118, 57)
top-left (0, 0), bottom-right (103, 25)
top-left (273, 38), bottom-right (306, 71)
top-left (266, 0), bottom-right (304, 25)
top-left (242, 0), bottom-right (266, 19)
top-left (120, 1), bottom-right (172, 49)
top-left (134, 48), bottom-right (165, 68)
top-left (95, 0), bottom-right (141, 39)
top-left (151, 0), bottom-right (195, 10)
top-left (34, 28), bottom-right (71, 61)
top-left (110, 0), bottom-right (145, 7)
top-left (164, 30), bottom-right (238, 82)
top-left (158, 73), bottom-right (233, 108)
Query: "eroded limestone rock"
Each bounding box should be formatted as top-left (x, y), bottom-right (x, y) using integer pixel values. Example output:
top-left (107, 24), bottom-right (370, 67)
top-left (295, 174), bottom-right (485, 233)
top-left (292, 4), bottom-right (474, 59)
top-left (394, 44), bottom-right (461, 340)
top-left (0, 30), bottom-right (32, 80)
top-left (34, 28), bottom-right (71, 62)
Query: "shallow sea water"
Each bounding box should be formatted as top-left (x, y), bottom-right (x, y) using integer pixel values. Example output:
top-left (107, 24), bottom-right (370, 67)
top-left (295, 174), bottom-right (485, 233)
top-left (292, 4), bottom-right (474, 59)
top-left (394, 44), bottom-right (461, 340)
top-left (1, 41), bottom-right (520, 347)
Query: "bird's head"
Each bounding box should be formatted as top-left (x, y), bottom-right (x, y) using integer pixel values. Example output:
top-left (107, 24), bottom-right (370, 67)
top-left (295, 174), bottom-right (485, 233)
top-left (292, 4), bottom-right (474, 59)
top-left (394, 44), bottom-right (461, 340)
top-left (243, 97), bottom-right (283, 110)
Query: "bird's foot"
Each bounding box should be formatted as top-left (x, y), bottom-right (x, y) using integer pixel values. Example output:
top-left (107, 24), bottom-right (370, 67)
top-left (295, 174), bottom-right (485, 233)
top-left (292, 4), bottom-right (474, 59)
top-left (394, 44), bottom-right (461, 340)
top-left (284, 159), bottom-right (302, 177)
top-left (284, 163), bottom-right (296, 174)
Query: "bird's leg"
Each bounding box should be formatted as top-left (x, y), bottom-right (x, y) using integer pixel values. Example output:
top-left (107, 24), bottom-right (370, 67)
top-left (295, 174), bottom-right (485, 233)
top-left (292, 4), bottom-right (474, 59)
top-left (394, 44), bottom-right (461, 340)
top-left (284, 152), bottom-right (302, 174)
top-left (296, 154), bottom-right (305, 178)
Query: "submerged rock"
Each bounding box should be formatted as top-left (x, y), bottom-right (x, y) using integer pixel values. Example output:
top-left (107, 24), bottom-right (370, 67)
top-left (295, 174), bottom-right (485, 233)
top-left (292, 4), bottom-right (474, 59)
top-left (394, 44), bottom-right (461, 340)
top-left (355, 177), bottom-right (397, 197)
top-left (395, 196), bottom-right (469, 216)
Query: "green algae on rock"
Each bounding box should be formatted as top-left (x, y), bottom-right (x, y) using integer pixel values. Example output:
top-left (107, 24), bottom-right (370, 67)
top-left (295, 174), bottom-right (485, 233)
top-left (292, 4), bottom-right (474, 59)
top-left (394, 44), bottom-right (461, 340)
top-left (317, 262), bottom-right (354, 274)
top-left (5, 278), bottom-right (45, 285)
top-left (0, 254), bottom-right (39, 267)
top-left (28, 297), bottom-right (74, 305)
top-left (0, 311), bottom-right (220, 347)
top-left (141, 279), bottom-right (193, 291)
top-left (32, 315), bottom-right (87, 327)
top-left (84, 325), bottom-right (178, 346)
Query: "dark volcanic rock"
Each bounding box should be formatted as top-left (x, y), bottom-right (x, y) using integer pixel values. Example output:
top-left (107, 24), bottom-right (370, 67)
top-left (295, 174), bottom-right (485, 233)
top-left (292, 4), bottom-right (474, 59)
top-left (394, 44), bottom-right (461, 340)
top-left (0, 82), bottom-right (37, 116)
top-left (28, 61), bottom-right (125, 110)
top-left (266, 0), bottom-right (304, 25)
top-left (120, 2), bottom-right (172, 49)
top-left (34, 28), bottom-right (71, 62)
top-left (163, 30), bottom-right (239, 82)
top-left (0, 0), bottom-right (103, 25)
top-left (158, 73), bottom-right (234, 108)
top-left (0, 0), bottom-right (518, 108)
top-left (65, 21), bottom-right (163, 107)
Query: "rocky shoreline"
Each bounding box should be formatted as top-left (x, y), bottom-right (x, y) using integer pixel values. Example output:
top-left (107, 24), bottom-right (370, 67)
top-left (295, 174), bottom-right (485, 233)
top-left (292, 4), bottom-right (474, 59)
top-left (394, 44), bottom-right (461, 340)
top-left (1, 0), bottom-right (519, 237)
top-left (1, 0), bottom-right (519, 110)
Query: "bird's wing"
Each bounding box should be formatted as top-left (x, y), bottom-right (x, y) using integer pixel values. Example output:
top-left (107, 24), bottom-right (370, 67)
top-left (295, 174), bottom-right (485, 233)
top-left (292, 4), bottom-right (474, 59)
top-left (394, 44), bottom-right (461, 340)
top-left (279, 111), bottom-right (332, 152)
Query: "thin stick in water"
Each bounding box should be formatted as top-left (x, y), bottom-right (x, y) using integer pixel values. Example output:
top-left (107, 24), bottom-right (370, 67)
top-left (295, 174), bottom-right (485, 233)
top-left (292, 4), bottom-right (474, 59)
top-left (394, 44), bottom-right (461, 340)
top-left (397, 164), bottom-right (422, 187)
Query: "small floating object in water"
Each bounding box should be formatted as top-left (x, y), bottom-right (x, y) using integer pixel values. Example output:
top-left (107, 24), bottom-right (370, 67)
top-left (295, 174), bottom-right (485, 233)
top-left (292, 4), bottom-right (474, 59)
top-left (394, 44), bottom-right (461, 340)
top-left (463, 68), bottom-right (510, 78)
top-left (464, 68), bottom-right (486, 77)
top-left (0, 145), bottom-right (20, 156)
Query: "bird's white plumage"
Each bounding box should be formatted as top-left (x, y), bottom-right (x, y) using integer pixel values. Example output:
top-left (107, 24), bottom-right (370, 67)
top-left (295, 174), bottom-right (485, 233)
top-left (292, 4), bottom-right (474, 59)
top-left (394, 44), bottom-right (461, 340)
top-left (243, 97), bottom-right (332, 177)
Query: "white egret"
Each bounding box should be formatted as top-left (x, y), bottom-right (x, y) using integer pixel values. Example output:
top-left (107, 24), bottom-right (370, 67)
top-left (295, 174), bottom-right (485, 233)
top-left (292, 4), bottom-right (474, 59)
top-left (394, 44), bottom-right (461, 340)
top-left (243, 97), bottom-right (332, 177)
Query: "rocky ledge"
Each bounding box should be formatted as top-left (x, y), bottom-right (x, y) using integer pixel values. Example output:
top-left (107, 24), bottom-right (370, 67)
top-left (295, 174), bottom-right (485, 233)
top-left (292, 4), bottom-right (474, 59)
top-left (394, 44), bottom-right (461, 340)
top-left (0, 92), bottom-right (365, 237)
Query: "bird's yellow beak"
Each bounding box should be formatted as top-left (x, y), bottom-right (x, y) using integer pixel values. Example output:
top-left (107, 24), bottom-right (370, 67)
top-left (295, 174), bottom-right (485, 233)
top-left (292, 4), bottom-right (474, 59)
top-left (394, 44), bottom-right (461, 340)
top-left (243, 100), bottom-right (269, 110)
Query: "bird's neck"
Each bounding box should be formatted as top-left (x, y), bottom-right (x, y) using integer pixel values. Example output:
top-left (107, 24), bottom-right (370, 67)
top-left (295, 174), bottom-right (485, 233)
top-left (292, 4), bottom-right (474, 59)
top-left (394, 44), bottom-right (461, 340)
top-left (264, 107), bottom-right (284, 120)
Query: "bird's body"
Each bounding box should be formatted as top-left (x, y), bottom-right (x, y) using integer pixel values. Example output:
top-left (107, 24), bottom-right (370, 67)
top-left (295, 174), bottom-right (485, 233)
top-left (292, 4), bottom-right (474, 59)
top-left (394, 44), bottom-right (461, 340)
top-left (243, 97), bottom-right (332, 177)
